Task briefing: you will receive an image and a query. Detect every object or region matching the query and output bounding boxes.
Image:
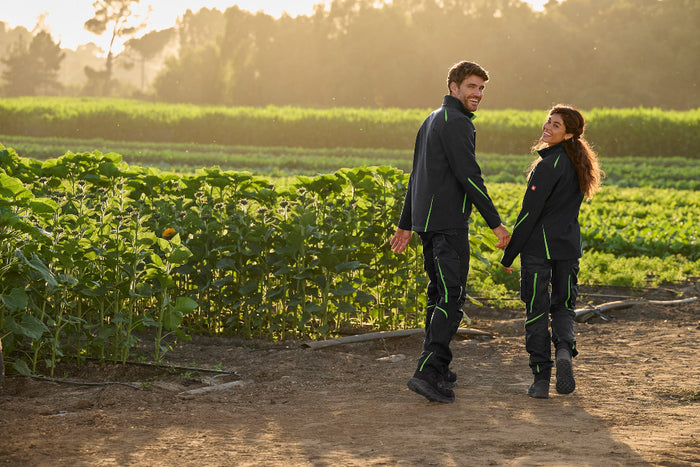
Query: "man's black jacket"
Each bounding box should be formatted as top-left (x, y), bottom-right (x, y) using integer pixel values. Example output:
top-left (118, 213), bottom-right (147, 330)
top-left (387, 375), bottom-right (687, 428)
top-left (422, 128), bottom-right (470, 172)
top-left (501, 142), bottom-right (584, 268)
top-left (398, 95), bottom-right (502, 233)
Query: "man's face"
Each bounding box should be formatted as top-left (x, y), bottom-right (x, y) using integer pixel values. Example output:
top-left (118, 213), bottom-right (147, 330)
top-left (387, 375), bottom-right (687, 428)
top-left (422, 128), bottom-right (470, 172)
top-left (450, 75), bottom-right (486, 112)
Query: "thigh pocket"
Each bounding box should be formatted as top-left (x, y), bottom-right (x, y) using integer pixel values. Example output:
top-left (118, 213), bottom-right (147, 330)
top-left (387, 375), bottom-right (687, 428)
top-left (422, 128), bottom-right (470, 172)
top-left (432, 234), bottom-right (462, 296)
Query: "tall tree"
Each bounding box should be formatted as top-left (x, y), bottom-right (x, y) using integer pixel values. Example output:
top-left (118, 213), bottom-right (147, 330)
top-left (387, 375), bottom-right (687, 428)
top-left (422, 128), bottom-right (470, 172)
top-left (153, 43), bottom-right (223, 104)
top-left (152, 0), bottom-right (698, 109)
top-left (122, 28), bottom-right (175, 91)
top-left (1, 31), bottom-right (65, 96)
top-left (177, 7), bottom-right (226, 52)
top-left (83, 0), bottom-right (147, 96)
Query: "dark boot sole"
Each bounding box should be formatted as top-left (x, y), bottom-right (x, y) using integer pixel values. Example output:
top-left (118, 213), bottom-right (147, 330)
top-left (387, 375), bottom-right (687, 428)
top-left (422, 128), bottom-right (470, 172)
top-left (556, 356), bottom-right (576, 394)
top-left (407, 377), bottom-right (455, 403)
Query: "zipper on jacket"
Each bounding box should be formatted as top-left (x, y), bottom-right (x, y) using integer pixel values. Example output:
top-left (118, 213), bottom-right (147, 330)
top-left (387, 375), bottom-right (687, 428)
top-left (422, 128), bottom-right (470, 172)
top-left (425, 195), bottom-right (434, 231)
top-left (513, 212), bottom-right (529, 230)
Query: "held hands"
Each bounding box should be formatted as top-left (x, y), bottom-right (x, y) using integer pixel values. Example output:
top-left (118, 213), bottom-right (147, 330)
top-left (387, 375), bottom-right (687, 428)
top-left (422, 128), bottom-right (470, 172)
top-left (390, 228), bottom-right (412, 254)
top-left (493, 224), bottom-right (514, 273)
top-left (492, 224), bottom-right (511, 249)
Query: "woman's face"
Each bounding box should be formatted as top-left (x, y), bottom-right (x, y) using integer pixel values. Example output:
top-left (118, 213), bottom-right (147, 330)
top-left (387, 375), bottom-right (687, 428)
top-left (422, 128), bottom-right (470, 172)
top-left (541, 112), bottom-right (573, 146)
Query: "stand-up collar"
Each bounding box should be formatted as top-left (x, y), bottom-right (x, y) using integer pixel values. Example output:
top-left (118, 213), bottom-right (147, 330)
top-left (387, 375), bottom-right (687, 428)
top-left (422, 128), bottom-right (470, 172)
top-left (442, 95), bottom-right (475, 120)
top-left (536, 142), bottom-right (565, 158)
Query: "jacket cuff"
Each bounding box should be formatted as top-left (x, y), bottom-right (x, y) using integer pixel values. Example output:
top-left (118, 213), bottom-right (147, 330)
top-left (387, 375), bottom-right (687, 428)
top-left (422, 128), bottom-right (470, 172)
top-left (486, 216), bottom-right (502, 230)
top-left (501, 252), bottom-right (514, 268)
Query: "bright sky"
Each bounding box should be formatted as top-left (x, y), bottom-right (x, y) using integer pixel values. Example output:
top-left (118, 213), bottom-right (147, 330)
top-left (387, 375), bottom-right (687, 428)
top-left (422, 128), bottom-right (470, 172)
top-left (2, 0), bottom-right (552, 53)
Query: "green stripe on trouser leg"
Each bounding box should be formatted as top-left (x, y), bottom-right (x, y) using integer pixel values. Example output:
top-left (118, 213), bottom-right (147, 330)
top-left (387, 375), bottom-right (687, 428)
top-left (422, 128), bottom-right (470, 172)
top-left (520, 254), bottom-right (554, 375)
top-left (417, 230), bottom-right (469, 377)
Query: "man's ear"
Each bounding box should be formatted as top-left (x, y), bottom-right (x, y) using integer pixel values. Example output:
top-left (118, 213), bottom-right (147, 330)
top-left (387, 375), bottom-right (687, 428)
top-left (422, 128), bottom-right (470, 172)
top-left (448, 81), bottom-right (458, 96)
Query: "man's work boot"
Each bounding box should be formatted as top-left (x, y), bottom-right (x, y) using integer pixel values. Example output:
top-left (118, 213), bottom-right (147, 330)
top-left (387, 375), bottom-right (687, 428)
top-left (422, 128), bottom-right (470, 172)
top-left (407, 371), bottom-right (455, 403)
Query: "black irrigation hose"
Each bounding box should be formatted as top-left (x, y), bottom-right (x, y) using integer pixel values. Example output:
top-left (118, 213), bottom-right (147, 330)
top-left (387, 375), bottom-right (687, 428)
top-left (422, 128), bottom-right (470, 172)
top-left (473, 282), bottom-right (697, 303)
top-left (27, 374), bottom-right (141, 390)
top-left (21, 360), bottom-right (240, 389)
top-left (83, 357), bottom-right (240, 376)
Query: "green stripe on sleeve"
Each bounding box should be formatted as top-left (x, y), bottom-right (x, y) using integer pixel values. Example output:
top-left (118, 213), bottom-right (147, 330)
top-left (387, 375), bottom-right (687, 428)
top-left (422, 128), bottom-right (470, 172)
top-left (467, 178), bottom-right (488, 199)
top-left (513, 212), bottom-right (529, 230)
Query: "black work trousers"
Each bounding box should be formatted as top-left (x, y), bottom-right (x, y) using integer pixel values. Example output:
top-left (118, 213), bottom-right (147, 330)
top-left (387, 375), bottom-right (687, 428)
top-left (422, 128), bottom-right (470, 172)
top-left (415, 230), bottom-right (469, 378)
top-left (520, 254), bottom-right (579, 376)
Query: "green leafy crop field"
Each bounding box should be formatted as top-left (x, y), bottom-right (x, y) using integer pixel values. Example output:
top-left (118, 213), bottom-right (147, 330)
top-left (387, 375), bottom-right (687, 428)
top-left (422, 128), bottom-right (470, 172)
top-left (1, 145), bottom-right (697, 376)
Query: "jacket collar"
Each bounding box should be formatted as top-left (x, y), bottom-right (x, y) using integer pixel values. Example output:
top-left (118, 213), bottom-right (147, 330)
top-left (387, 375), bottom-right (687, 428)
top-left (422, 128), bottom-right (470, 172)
top-left (443, 95), bottom-right (475, 120)
top-left (537, 142), bottom-right (565, 158)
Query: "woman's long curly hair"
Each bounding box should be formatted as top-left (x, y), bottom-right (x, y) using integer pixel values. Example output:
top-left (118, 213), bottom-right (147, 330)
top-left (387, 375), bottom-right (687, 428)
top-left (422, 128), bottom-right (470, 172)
top-left (530, 104), bottom-right (604, 200)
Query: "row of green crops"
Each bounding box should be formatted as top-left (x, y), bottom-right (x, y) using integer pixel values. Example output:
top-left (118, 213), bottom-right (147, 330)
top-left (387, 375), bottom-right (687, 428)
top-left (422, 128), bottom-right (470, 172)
top-left (1, 146), bottom-right (698, 377)
top-left (2, 135), bottom-right (698, 190)
top-left (0, 97), bottom-right (698, 157)
top-left (0, 147), bottom-right (433, 375)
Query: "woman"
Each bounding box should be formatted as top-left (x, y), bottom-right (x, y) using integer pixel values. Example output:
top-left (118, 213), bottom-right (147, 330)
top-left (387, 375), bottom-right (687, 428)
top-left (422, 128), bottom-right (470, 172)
top-left (501, 104), bottom-right (603, 399)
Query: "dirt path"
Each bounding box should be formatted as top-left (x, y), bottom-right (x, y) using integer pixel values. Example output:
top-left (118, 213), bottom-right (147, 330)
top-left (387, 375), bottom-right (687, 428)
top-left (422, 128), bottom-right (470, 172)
top-left (1, 290), bottom-right (698, 466)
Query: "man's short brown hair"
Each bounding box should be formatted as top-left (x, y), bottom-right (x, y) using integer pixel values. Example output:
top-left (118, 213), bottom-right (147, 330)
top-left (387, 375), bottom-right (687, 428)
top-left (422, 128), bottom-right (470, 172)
top-left (447, 61), bottom-right (489, 92)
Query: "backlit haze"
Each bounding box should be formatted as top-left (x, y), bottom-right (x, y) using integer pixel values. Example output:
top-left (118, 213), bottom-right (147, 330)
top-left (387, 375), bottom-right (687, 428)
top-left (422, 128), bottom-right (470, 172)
top-left (3, 0), bottom-right (554, 54)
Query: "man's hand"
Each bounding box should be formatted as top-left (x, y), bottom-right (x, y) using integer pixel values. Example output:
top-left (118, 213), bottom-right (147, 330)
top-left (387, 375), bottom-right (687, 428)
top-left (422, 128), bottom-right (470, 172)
top-left (492, 224), bottom-right (511, 249)
top-left (390, 228), bottom-right (412, 254)
top-left (502, 265), bottom-right (515, 274)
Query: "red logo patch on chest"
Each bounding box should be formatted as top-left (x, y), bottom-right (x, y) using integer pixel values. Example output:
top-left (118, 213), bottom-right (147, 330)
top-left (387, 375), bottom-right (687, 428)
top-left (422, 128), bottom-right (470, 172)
top-left (530, 185), bottom-right (537, 191)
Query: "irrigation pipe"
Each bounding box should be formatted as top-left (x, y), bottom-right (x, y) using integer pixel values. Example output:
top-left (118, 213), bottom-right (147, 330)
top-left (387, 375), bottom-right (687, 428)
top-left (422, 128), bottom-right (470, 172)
top-left (27, 375), bottom-right (141, 390)
top-left (574, 296), bottom-right (699, 323)
top-left (84, 357), bottom-right (240, 376)
top-left (302, 327), bottom-right (493, 350)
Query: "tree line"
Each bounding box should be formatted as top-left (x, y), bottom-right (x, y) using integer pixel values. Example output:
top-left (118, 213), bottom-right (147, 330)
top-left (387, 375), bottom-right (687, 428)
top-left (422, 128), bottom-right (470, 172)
top-left (1, 0), bottom-right (698, 110)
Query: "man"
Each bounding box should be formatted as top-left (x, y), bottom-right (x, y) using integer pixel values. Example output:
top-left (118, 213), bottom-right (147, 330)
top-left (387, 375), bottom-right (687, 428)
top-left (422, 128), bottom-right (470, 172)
top-left (390, 60), bottom-right (510, 403)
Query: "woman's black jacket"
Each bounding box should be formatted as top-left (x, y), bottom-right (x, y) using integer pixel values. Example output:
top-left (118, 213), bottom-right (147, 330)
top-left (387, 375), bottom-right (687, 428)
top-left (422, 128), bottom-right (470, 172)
top-left (501, 142), bottom-right (584, 268)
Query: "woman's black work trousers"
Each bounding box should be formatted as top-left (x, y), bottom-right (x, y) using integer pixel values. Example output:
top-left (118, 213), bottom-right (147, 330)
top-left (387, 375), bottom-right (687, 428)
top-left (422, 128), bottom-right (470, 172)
top-left (520, 254), bottom-right (579, 376)
top-left (415, 230), bottom-right (469, 378)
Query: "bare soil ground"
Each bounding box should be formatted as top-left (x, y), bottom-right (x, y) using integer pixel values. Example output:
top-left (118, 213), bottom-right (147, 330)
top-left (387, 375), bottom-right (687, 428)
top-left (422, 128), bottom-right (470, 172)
top-left (1, 285), bottom-right (698, 466)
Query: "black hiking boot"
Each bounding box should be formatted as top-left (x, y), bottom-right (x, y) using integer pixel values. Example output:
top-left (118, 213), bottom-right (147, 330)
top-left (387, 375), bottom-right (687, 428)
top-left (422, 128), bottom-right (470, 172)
top-left (528, 367), bottom-right (551, 399)
top-left (555, 348), bottom-right (576, 394)
top-left (407, 372), bottom-right (455, 403)
top-left (527, 379), bottom-right (550, 399)
top-left (443, 369), bottom-right (458, 388)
